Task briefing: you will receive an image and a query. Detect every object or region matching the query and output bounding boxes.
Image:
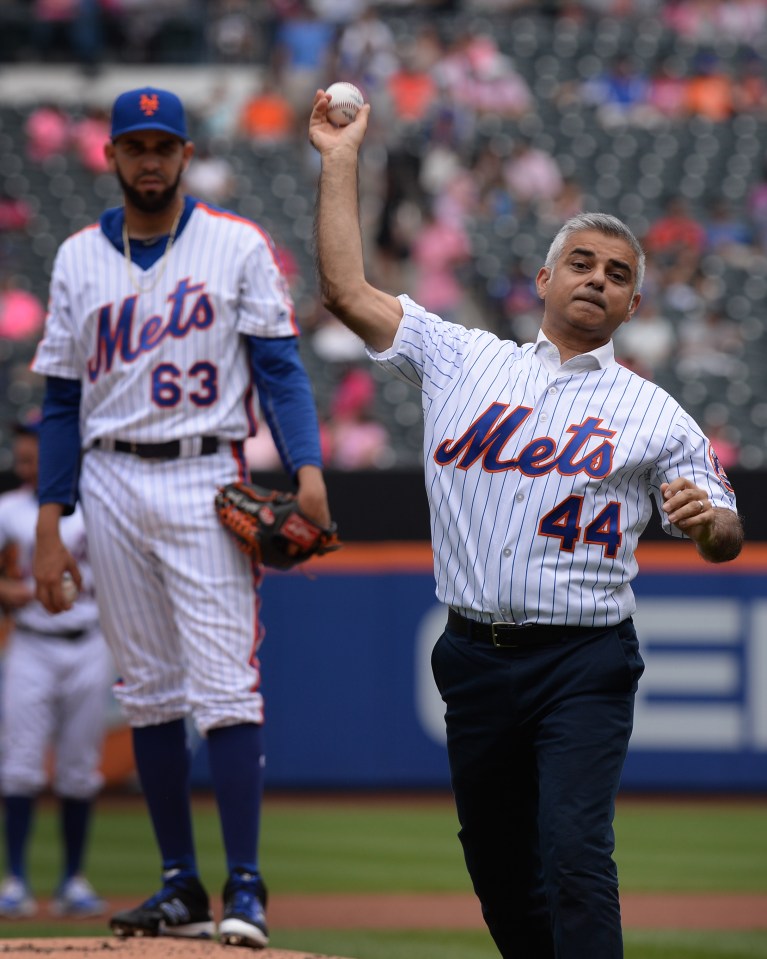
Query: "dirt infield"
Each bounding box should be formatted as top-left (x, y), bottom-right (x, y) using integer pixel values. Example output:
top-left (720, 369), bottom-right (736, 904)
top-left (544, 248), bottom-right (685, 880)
top-left (0, 942), bottom-right (350, 959)
top-left (268, 892), bottom-right (767, 931)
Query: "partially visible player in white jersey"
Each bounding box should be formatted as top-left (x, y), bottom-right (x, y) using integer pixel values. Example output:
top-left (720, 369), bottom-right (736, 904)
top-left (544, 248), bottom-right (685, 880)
top-left (32, 87), bottom-right (332, 949)
top-left (0, 415), bottom-right (111, 920)
top-left (310, 91), bottom-right (743, 959)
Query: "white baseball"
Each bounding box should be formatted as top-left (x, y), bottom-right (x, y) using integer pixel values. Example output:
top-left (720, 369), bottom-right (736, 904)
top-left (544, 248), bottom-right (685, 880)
top-left (61, 572), bottom-right (78, 605)
top-left (325, 82), bottom-right (365, 127)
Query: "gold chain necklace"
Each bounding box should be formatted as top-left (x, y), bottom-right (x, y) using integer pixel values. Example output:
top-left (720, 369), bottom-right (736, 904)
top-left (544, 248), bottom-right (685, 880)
top-left (122, 206), bottom-right (183, 295)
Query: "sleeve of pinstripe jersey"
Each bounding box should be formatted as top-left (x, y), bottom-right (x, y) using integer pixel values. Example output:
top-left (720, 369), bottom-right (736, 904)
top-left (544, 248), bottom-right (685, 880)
top-left (235, 229), bottom-right (298, 338)
top-left (31, 246), bottom-right (82, 380)
top-left (648, 404), bottom-right (738, 538)
top-left (366, 294), bottom-right (478, 388)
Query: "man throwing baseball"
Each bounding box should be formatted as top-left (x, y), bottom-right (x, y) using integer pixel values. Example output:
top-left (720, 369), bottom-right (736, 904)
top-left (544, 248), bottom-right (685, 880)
top-left (309, 89), bottom-right (743, 958)
top-left (32, 86), bottom-right (332, 949)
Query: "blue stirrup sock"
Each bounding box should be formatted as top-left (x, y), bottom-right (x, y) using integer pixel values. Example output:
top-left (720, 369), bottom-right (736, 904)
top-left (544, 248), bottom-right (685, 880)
top-left (207, 723), bottom-right (264, 879)
top-left (3, 795), bottom-right (34, 881)
top-left (59, 796), bottom-right (92, 881)
top-left (131, 720), bottom-right (198, 879)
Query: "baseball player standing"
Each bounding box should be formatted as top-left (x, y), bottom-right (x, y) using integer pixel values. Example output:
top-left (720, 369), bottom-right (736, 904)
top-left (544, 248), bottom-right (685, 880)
top-left (310, 91), bottom-right (743, 959)
top-left (32, 87), bottom-right (331, 949)
top-left (0, 416), bottom-right (110, 919)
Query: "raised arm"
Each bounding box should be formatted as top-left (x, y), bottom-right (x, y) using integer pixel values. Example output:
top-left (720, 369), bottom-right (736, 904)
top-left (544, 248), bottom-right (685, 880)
top-left (309, 89), bottom-right (403, 353)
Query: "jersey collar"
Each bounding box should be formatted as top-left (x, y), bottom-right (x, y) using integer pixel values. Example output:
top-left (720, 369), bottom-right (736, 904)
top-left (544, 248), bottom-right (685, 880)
top-left (100, 194), bottom-right (198, 256)
top-left (533, 331), bottom-right (615, 374)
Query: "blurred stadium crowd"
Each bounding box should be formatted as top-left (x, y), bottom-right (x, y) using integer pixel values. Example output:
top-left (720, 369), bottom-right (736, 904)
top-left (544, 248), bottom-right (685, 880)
top-left (2, 0), bottom-right (767, 473)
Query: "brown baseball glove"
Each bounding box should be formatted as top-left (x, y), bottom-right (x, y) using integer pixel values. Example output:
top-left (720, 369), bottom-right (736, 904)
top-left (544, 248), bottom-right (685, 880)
top-left (215, 482), bottom-right (341, 570)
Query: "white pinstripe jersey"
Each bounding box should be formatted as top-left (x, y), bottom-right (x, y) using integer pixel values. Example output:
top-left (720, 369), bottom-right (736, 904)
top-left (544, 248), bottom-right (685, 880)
top-left (31, 200), bottom-right (297, 446)
top-left (0, 488), bottom-right (99, 634)
top-left (371, 295), bottom-right (738, 627)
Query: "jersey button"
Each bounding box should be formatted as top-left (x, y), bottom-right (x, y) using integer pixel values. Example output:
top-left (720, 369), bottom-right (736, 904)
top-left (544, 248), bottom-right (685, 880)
top-left (548, 386), bottom-right (558, 395)
top-left (540, 412), bottom-right (548, 421)
top-left (516, 493), bottom-right (525, 502)
top-left (503, 548), bottom-right (511, 557)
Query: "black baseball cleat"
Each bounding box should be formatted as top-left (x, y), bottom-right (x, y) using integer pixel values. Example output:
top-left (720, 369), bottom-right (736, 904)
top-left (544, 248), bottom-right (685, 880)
top-left (110, 872), bottom-right (215, 939)
top-left (219, 869), bottom-right (269, 949)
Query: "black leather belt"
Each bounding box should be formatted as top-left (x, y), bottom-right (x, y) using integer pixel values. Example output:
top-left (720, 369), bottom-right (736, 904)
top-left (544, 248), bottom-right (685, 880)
top-left (446, 608), bottom-right (598, 648)
top-left (93, 436), bottom-right (219, 459)
top-left (21, 625), bottom-right (89, 641)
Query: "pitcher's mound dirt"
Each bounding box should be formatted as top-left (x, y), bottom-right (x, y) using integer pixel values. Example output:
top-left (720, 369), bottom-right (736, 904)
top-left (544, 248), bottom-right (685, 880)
top-left (0, 942), bottom-right (351, 959)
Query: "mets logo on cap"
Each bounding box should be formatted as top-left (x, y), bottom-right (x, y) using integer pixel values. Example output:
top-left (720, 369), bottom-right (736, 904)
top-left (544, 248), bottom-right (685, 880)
top-left (110, 86), bottom-right (188, 141)
top-left (139, 93), bottom-right (160, 117)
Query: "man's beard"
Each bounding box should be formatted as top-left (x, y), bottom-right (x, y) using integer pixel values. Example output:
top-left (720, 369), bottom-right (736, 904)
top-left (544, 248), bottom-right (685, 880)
top-left (117, 167), bottom-right (182, 214)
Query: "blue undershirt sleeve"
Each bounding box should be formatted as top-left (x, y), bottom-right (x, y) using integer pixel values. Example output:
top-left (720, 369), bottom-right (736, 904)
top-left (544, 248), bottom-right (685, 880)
top-left (38, 376), bottom-right (82, 514)
top-left (247, 336), bottom-right (323, 480)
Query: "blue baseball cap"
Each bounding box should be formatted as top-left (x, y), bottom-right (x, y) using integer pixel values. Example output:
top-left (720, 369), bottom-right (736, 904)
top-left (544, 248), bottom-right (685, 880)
top-left (110, 86), bottom-right (188, 141)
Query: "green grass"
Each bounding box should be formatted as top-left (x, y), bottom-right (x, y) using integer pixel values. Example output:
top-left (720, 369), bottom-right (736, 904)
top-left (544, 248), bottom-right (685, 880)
top-left (616, 801), bottom-right (767, 892)
top-left (261, 801), bottom-right (472, 893)
top-left (5, 793), bottom-right (767, 958)
top-left (21, 795), bottom-right (474, 897)
top-left (624, 931), bottom-right (767, 959)
top-left (268, 930), bottom-right (767, 959)
top-left (19, 794), bottom-right (767, 897)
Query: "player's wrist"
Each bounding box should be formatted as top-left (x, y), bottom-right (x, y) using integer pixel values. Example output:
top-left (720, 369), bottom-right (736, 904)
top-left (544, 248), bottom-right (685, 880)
top-left (295, 463), bottom-right (326, 490)
top-left (35, 502), bottom-right (64, 539)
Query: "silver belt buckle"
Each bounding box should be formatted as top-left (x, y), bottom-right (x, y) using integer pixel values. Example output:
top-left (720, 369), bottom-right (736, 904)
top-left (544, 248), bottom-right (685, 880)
top-left (490, 621), bottom-right (524, 648)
